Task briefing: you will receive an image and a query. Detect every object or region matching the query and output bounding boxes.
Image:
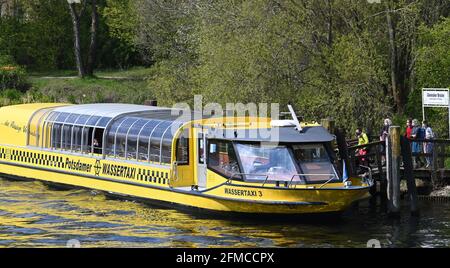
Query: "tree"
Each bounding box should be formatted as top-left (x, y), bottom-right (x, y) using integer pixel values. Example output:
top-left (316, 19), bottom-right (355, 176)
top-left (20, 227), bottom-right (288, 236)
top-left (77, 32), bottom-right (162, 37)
top-left (406, 17), bottom-right (450, 137)
top-left (68, 0), bottom-right (85, 77)
top-left (86, 0), bottom-right (98, 76)
top-left (67, 0), bottom-right (98, 77)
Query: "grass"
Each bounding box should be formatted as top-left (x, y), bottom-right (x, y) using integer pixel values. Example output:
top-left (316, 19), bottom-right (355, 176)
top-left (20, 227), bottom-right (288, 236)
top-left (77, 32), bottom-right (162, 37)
top-left (25, 67), bottom-right (155, 105)
top-left (28, 67), bottom-right (150, 80)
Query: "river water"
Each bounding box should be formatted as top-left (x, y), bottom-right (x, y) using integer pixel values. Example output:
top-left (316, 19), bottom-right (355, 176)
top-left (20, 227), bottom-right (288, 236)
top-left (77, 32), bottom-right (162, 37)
top-left (0, 176), bottom-right (449, 248)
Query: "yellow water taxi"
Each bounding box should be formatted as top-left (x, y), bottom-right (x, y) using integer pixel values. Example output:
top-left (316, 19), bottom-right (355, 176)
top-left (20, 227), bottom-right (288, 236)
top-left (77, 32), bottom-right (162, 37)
top-left (0, 103), bottom-right (372, 215)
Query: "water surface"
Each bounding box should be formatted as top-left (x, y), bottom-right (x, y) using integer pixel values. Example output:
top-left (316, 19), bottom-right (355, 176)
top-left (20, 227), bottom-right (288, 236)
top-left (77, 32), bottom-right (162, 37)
top-left (0, 177), bottom-right (449, 248)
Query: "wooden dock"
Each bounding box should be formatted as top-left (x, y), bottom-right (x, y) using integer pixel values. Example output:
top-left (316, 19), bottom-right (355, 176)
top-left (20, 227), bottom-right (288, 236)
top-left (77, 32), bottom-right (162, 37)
top-left (323, 119), bottom-right (450, 217)
top-left (347, 139), bottom-right (450, 185)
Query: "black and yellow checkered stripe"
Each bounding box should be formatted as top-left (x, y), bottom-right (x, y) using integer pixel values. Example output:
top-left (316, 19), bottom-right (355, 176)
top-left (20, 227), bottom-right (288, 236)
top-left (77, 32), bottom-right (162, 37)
top-left (0, 148), bottom-right (6, 160)
top-left (1, 147), bottom-right (170, 186)
top-left (137, 168), bottom-right (169, 185)
top-left (1, 148), bottom-right (65, 168)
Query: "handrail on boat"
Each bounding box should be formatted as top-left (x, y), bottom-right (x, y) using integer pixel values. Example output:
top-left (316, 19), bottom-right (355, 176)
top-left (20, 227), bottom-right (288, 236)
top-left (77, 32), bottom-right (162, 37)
top-left (291, 174), bottom-right (337, 189)
top-left (227, 173), bottom-right (269, 185)
top-left (358, 165), bottom-right (374, 185)
top-left (318, 176), bottom-right (338, 189)
top-left (228, 172), bottom-right (338, 188)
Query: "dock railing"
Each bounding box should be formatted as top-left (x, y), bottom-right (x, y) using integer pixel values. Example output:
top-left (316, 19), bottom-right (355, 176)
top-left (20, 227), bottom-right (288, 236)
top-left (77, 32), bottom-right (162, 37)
top-left (347, 138), bottom-right (450, 188)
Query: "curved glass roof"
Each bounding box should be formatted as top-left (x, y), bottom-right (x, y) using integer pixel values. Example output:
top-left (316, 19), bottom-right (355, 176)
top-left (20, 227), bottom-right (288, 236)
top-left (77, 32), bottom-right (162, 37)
top-left (34, 103), bottom-right (200, 165)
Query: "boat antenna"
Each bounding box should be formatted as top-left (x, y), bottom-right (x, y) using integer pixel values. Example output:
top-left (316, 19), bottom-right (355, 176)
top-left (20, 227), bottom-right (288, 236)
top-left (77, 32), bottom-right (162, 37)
top-left (288, 104), bottom-right (303, 132)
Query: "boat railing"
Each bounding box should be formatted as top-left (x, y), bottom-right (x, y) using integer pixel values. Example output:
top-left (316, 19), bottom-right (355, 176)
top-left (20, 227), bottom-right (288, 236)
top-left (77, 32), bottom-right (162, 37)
top-left (289, 174), bottom-right (337, 189)
top-left (227, 173), bottom-right (269, 185)
top-left (227, 173), bottom-right (339, 188)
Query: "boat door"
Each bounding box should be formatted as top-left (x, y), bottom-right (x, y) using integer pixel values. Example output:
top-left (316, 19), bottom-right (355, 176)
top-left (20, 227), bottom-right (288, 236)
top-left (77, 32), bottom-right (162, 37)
top-left (196, 129), bottom-right (207, 188)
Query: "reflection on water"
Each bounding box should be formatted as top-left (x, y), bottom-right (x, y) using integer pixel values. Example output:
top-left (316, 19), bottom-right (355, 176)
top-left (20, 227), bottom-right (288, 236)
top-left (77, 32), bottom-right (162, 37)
top-left (0, 176), bottom-right (449, 248)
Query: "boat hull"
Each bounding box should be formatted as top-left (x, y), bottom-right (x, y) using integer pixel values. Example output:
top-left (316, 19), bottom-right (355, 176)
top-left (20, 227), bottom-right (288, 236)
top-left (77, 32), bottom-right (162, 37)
top-left (0, 159), bottom-right (370, 215)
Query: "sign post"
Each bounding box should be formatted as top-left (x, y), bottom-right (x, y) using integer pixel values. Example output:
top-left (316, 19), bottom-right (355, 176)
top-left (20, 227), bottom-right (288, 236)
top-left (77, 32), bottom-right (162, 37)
top-left (422, 88), bottom-right (450, 138)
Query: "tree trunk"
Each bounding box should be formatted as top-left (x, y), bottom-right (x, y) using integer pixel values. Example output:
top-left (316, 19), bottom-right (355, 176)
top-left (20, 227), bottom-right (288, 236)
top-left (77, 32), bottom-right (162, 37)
top-left (386, 4), bottom-right (404, 114)
top-left (326, 0), bottom-right (333, 47)
top-left (86, 0), bottom-right (98, 77)
top-left (68, 3), bottom-right (85, 78)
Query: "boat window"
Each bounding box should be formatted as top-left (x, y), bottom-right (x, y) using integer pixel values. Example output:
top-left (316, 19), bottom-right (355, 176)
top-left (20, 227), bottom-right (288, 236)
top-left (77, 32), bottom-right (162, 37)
top-left (208, 139), bottom-right (241, 178)
top-left (41, 109), bottom-right (180, 163)
top-left (27, 108), bottom-right (53, 147)
top-left (74, 114), bottom-right (91, 125)
top-left (80, 127), bottom-right (93, 153)
top-left (176, 128), bottom-right (189, 165)
top-left (115, 117), bottom-right (138, 158)
top-left (52, 123), bottom-right (62, 149)
top-left (61, 114), bottom-right (79, 150)
top-left (43, 112), bottom-right (60, 148)
top-left (54, 112), bottom-right (70, 123)
top-left (92, 128), bottom-right (103, 154)
top-left (86, 116), bottom-right (102, 126)
top-left (235, 143), bottom-right (298, 182)
top-left (65, 113), bottom-right (80, 124)
top-left (149, 121), bottom-right (172, 163)
top-left (72, 125), bottom-right (83, 152)
top-left (125, 119), bottom-right (147, 160)
top-left (61, 124), bottom-right (72, 150)
top-left (161, 122), bottom-right (180, 164)
top-left (105, 117), bottom-right (127, 156)
top-left (96, 117), bottom-right (112, 127)
top-left (291, 144), bottom-right (338, 182)
top-left (136, 120), bottom-right (158, 161)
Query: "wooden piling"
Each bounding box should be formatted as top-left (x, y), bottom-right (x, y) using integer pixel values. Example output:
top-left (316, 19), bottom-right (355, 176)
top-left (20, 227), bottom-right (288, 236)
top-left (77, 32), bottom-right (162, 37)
top-left (321, 118), bottom-right (335, 134)
top-left (375, 142), bottom-right (385, 197)
top-left (431, 141), bottom-right (444, 189)
top-left (387, 126), bottom-right (401, 217)
top-left (400, 136), bottom-right (419, 216)
top-left (334, 128), bottom-right (354, 177)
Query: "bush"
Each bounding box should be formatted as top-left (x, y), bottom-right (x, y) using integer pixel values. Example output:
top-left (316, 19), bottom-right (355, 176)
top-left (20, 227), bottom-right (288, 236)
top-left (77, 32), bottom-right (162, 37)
top-left (0, 88), bottom-right (24, 106)
top-left (0, 55), bottom-right (29, 91)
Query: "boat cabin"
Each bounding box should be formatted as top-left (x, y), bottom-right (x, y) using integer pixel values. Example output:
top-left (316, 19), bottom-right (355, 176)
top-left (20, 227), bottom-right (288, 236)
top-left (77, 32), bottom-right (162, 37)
top-left (0, 103), bottom-right (342, 189)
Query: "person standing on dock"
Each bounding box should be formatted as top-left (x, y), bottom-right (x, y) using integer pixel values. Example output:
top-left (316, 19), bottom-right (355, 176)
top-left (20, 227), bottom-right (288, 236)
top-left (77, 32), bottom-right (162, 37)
top-left (380, 118), bottom-right (392, 142)
top-left (379, 118), bottom-right (392, 165)
top-left (411, 119), bottom-right (424, 168)
top-left (423, 121), bottom-right (435, 168)
top-left (356, 128), bottom-right (369, 166)
top-left (405, 118), bottom-right (413, 139)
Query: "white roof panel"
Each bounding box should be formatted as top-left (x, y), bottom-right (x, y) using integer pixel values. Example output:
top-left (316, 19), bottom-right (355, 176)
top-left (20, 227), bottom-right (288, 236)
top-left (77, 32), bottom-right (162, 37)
top-left (53, 103), bottom-right (169, 118)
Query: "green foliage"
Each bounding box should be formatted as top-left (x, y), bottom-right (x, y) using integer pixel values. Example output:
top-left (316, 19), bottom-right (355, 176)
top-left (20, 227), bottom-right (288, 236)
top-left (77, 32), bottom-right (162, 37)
top-left (0, 88), bottom-right (23, 106)
top-left (101, 0), bottom-right (138, 47)
top-left (132, 0), bottom-right (198, 63)
top-left (0, 0), bottom-right (75, 69)
top-left (0, 55), bottom-right (28, 91)
top-left (147, 59), bottom-right (197, 106)
top-left (1, 0), bottom-right (449, 140)
top-left (304, 32), bottom-right (392, 135)
top-left (416, 18), bottom-right (450, 89)
top-left (0, 0), bottom-right (142, 71)
top-left (194, 1), bottom-right (305, 105)
top-left (29, 68), bottom-right (153, 104)
top-left (406, 17), bottom-right (450, 138)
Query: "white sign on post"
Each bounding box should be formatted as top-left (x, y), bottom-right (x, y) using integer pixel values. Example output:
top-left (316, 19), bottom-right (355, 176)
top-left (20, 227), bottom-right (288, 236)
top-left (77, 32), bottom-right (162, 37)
top-left (422, 89), bottom-right (449, 107)
top-left (422, 88), bottom-right (450, 138)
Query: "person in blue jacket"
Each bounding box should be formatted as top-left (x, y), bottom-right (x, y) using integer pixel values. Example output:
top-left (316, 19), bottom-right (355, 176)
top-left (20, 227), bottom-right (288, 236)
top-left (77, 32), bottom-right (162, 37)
top-left (410, 119), bottom-right (424, 168)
